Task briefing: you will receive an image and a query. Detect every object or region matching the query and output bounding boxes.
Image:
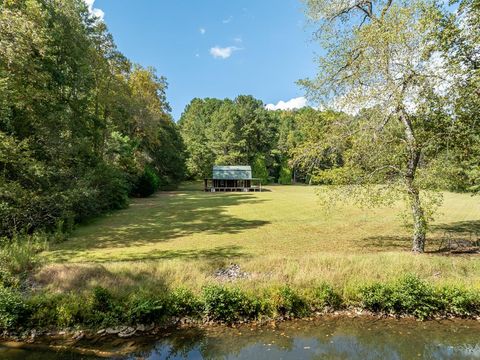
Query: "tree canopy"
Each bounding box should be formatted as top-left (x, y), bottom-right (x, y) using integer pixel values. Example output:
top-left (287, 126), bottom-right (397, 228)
top-left (301, 0), bottom-right (479, 252)
top-left (0, 0), bottom-right (184, 236)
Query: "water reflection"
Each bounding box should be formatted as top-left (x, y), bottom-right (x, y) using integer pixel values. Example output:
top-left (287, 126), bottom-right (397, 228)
top-left (1, 317), bottom-right (479, 359)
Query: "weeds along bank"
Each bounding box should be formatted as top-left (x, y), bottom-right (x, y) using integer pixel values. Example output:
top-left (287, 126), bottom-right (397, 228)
top-left (1, 239), bottom-right (480, 337)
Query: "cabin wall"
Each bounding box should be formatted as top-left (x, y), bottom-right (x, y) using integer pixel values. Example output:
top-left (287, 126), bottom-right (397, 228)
top-left (212, 179), bottom-right (251, 188)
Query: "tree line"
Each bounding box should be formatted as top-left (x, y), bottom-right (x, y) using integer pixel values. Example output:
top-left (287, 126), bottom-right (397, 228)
top-left (178, 96), bottom-right (349, 184)
top-left (0, 0), bottom-right (185, 237)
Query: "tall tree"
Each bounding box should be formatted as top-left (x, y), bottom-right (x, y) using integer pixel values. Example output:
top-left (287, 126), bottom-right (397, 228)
top-left (301, 0), bottom-right (450, 252)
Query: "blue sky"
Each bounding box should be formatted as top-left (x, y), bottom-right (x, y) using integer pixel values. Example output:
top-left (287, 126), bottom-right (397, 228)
top-left (91, 0), bottom-right (319, 120)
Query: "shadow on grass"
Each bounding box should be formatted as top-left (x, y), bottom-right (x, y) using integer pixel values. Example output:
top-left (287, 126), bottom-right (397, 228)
top-left (53, 192), bottom-right (270, 254)
top-left (361, 235), bottom-right (411, 251)
top-left (431, 220), bottom-right (480, 234)
top-left (49, 245), bottom-right (249, 263)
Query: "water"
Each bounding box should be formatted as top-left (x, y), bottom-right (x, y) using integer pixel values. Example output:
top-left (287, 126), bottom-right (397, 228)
top-left (1, 317), bottom-right (479, 359)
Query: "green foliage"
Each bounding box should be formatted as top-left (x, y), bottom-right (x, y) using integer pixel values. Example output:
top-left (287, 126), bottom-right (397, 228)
top-left (86, 287), bottom-right (124, 326)
top-left (278, 161), bottom-right (292, 184)
top-left (0, 287), bottom-right (28, 330)
top-left (438, 287), bottom-right (480, 317)
top-left (55, 294), bottom-right (86, 328)
top-left (360, 282), bottom-right (395, 313)
top-left (311, 283), bottom-right (342, 310)
top-left (361, 275), bottom-right (438, 319)
top-left (0, 0), bottom-right (184, 237)
top-left (202, 285), bottom-right (263, 323)
top-left (252, 154), bottom-right (270, 184)
top-left (169, 288), bottom-right (202, 318)
top-left (127, 293), bottom-right (167, 324)
top-left (0, 233), bottom-right (46, 276)
top-left (361, 275), bottom-right (480, 320)
top-left (132, 166), bottom-right (160, 198)
top-left (0, 278), bottom-right (478, 331)
top-left (274, 287), bottom-right (309, 318)
top-left (179, 96), bottom-right (279, 179)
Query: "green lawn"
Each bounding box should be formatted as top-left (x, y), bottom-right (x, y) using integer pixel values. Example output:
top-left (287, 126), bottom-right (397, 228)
top-left (38, 182), bottom-right (480, 295)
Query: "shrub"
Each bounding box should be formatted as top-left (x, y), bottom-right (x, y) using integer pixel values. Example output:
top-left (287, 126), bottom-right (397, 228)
top-left (27, 293), bottom-right (61, 328)
top-left (126, 293), bottom-right (167, 324)
top-left (278, 162), bottom-right (292, 185)
top-left (169, 288), bottom-right (202, 318)
top-left (392, 274), bottom-right (439, 319)
top-left (202, 285), bottom-right (263, 323)
top-left (0, 234), bottom-right (46, 275)
top-left (275, 287), bottom-right (309, 318)
top-left (360, 282), bottom-right (394, 313)
top-left (71, 164), bottom-right (130, 223)
top-left (361, 275), bottom-right (441, 319)
top-left (0, 286), bottom-right (28, 330)
top-left (89, 164), bottom-right (130, 213)
top-left (438, 287), bottom-right (480, 317)
top-left (311, 283), bottom-right (342, 310)
top-left (55, 294), bottom-right (86, 328)
top-left (132, 166), bottom-right (160, 197)
top-left (86, 286), bottom-right (124, 326)
top-left (0, 268), bottom-right (18, 289)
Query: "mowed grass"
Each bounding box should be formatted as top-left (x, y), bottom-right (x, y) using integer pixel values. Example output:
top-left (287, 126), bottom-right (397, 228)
top-left (38, 182), bottom-right (480, 296)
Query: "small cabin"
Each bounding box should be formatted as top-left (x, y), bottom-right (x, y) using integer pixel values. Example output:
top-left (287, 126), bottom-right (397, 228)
top-left (204, 165), bottom-right (262, 192)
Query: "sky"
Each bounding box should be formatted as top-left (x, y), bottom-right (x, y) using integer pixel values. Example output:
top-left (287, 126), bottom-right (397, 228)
top-left (90, 0), bottom-right (320, 120)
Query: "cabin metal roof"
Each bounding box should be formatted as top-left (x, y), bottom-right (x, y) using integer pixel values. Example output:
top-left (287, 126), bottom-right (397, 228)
top-left (212, 165), bottom-right (252, 180)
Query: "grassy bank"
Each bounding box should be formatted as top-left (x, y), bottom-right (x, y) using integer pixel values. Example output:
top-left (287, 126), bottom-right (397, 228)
top-left (1, 183), bottom-right (480, 333)
top-left (1, 274), bottom-right (479, 334)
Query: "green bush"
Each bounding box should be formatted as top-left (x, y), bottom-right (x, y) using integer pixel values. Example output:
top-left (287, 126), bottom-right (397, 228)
top-left (56, 294), bottom-right (86, 328)
top-left (278, 162), bottom-right (292, 185)
top-left (392, 274), bottom-right (439, 319)
top-left (361, 275), bottom-right (442, 319)
top-left (27, 293), bottom-right (62, 328)
top-left (2, 280), bottom-right (478, 331)
top-left (275, 287), bottom-right (309, 318)
top-left (132, 166), bottom-right (160, 197)
top-left (0, 234), bottom-right (46, 276)
top-left (311, 283), bottom-right (342, 310)
top-left (0, 286), bottom-right (28, 330)
top-left (85, 286), bottom-right (124, 326)
top-left (360, 282), bottom-right (394, 313)
top-left (169, 288), bottom-right (202, 318)
top-left (202, 285), bottom-right (263, 323)
top-left (439, 286), bottom-right (480, 317)
top-left (0, 268), bottom-right (18, 289)
top-left (127, 293), bottom-right (167, 324)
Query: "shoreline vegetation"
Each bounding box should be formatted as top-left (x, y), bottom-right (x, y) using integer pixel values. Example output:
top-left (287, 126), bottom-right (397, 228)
top-left (0, 276), bottom-right (480, 343)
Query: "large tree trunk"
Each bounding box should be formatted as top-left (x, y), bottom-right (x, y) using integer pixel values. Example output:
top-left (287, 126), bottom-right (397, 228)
top-left (399, 110), bottom-right (427, 253)
top-left (406, 176), bottom-right (427, 253)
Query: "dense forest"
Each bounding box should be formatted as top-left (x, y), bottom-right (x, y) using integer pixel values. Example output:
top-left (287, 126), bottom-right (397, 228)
top-left (178, 96), bottom-right (345, 184)
top-left (0, 0), bottom-right (185, 237)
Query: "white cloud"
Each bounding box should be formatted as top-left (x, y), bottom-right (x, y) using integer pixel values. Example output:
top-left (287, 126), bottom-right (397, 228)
top-left (234, 36), bottom-right (242, 43)
top-left (84, 0), bottom-right (104, 20)
top-left (209, 46), bottom-right (240, 59)
top-left (265, 97), bottom-right (308, 111)
top-left (199, 28), bottom-right (206, 35)
top-left (222, 16), bottom-right (233, 24)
